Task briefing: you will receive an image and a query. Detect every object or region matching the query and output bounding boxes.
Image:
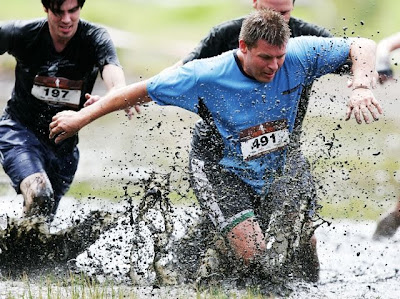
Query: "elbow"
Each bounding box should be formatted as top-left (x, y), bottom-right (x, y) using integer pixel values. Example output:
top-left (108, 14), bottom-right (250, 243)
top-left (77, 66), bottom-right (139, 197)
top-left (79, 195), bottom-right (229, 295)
top-left (350, 37), bottom-right (376, 52)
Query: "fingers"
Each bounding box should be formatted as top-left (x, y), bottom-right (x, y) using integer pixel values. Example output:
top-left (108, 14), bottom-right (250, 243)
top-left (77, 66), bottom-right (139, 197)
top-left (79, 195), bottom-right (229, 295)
top-left (49, 120), bottom-right (66, 142)
top-left (49, 114), bottom-right (63, 139)
top-left (351, 105), bottom-right (362, 124)
top-left (345, 105), bottom-right (352, 121)
top-left (366, 98), bottom-right (383, 121)
top-left (83, 93), bottom-right (100, 107)
top-left (346, 90), bottom-right (383, 124)
top-left (360, 105), bottom-right (371, 124)
top-left (123, 105), bottom-right (141, 120)
top-left (49, 123), bottom-right (70, 144)
top-left (54, 131), bottom-right (69, 144)
top-left (134, 104), bottom-right (141, 114)
top-left (49, 111), bottom-right (78, 144)
top-left (372, 98), bottom-right (384, 115)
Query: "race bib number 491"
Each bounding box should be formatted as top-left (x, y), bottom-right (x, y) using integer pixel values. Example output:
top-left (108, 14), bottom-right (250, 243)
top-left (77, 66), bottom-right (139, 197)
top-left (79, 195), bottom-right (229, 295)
top-left (239, 119), bottom-right (289, 161)
top-left (31, 76), bottom-right (83, 108)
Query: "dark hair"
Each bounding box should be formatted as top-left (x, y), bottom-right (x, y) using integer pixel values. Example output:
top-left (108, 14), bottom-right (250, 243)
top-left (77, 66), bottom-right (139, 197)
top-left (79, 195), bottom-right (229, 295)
top-left (41, 0), bottom-right (86, 12)
top-left (239, 8), bottom-right (290, 49)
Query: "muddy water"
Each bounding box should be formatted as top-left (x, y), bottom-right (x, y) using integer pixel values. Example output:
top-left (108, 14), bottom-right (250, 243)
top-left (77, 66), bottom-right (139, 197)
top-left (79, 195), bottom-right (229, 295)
top-left (1, 194), bottom-right (400, 298)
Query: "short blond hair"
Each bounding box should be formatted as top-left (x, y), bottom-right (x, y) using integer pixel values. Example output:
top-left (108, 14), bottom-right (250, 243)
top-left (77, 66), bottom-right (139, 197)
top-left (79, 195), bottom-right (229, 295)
top-left (239, 8), bottom-right (290, 49)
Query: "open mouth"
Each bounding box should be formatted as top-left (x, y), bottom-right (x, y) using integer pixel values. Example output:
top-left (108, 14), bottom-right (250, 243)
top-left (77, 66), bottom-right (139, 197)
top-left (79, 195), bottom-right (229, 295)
top-left (59, 25), bottom-right (73, 34)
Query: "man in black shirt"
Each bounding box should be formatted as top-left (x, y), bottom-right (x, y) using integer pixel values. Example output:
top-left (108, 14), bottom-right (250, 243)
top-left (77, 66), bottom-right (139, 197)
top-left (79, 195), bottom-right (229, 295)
top-left (0, 0), bottom-right (134, 221)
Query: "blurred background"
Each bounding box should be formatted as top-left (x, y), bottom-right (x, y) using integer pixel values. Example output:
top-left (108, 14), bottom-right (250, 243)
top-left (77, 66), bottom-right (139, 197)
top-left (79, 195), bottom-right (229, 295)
top-left (0, 0), bottom-right (399, 221)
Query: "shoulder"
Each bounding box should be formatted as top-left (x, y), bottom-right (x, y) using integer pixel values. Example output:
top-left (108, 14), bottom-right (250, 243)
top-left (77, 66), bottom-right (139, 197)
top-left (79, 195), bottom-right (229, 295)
top-left (197, 50), bottom-right (235, 66)
top-left (1, 18), bottom-right (46, 37)
top-left (76, 19), bottom-right (110, 42)
top-left (209, 17), bottom-right (244, 36)
top-left (187, 50), bottom-right (236, 74)
top-left (288, 36), bottom-right (349, 50)
top-left (289, 17), bottom-right (332, 38)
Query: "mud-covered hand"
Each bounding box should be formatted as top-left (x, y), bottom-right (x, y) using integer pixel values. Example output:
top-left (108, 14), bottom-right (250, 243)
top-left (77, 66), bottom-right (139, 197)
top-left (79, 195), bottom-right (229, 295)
top-left (84, 93), bottom-right (140, 120)
top-left (345, 88), bottom-right (383, 124)
top-left (49, 110), bottom-right (85, 144)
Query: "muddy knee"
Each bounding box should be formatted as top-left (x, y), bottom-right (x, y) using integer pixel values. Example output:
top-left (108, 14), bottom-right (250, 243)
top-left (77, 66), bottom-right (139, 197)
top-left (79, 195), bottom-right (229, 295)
top-left (20, 173), bottom-right (54, 217)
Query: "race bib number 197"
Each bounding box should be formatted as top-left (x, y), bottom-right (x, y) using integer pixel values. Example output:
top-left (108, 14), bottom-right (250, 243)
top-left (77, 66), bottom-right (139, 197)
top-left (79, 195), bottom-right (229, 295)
top-left (31, 76), bottom-right (83, 108)
top-left (239, 119), bottom-right (289, 161)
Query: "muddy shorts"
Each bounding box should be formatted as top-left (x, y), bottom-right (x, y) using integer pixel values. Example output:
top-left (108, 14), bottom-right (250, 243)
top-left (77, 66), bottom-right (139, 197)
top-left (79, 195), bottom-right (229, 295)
top-left (189, 147), bottom-right (319, 262)
top-left (0, 114), bottom-right (79, 204)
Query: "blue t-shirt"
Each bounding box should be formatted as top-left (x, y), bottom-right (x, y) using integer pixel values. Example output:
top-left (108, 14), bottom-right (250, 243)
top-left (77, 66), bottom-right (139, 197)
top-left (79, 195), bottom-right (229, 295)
top-left (147, 36), bottom-right (350, 194)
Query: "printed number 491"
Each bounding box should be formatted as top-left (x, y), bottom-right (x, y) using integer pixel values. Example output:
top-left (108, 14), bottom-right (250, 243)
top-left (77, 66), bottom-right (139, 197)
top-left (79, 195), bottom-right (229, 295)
top-left (251, 133), bottom-right (276, 149)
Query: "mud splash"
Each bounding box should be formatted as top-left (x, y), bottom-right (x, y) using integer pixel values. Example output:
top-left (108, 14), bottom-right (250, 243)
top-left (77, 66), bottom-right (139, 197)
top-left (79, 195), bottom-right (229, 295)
top-left (1, 192), bottom-right (400, 298)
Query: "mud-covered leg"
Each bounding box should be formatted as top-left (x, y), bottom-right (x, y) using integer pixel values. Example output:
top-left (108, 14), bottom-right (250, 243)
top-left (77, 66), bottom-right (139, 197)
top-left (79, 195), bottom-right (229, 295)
top-left (373, 199), bottom-right (400, 240)
top-left (259, 149), bottom-right (320, 282)
top-left (292, 226), bottom-right (320, 282)
top-left (20, 172), bottom-right (55, 219)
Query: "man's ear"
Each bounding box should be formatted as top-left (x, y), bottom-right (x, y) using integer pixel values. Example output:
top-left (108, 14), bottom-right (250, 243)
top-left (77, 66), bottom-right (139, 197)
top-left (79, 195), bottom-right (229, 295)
top-left (239, 40), bottom-right (248, 54)
top-left (43, 6), bottom-right (48, 13)
top-left (252, 0), bottom-right (258, 9)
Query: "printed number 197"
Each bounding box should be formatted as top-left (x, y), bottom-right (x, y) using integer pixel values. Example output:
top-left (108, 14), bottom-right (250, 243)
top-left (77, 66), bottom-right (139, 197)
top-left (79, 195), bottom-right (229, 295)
top-left (44, 88), bottom-right (69, 99)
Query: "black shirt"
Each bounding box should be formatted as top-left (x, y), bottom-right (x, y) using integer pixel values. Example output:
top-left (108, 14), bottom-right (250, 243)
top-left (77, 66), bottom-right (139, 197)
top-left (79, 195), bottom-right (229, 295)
top-left (0, 18), bottom-right (121, 149)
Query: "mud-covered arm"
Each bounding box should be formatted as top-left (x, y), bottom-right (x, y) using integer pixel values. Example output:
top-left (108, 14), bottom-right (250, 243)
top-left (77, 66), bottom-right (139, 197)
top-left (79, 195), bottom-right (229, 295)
top-left (345, 38), bottom-right (383, 124)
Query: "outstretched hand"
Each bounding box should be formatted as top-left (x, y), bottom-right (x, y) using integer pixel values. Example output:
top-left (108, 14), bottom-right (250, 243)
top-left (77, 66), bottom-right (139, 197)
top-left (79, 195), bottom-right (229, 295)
top-left (49, 110), bottom-right (84, 144)
top-left (345, 88), bottom-right (383, 124)
top-left (84, 93), bottom-right (140, 120)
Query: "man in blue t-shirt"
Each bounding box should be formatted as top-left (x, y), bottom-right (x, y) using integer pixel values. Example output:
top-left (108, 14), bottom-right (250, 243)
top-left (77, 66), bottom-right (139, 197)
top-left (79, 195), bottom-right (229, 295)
top-left (169, 0), bottom-right (340, 283)
top-left (49, 9), bottom-right (382, 281)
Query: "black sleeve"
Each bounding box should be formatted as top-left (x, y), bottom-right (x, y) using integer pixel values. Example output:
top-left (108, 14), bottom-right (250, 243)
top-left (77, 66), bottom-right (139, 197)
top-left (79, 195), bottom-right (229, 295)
top-left (289, 17), bottom-right (333, 38)
top-left (94, 28), bottom-right (121, 72)
top-left (0, 21), bottom-right (15, 55)
top-left (81, 22), bottom-right (121, 74)
top-left (182, 18), bottom-right (243, 64)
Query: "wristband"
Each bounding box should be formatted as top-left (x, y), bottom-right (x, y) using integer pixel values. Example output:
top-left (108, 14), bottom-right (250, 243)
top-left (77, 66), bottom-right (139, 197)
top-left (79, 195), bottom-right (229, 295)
top-left (352, 85), bottom-right (370, 91)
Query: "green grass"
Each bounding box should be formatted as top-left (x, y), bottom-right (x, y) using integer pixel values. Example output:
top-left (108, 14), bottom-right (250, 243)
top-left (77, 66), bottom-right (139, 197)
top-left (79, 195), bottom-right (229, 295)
top-left (1, 272), bottom-right (274, 299)
top-left (1, 273), bottom-right (138, 299)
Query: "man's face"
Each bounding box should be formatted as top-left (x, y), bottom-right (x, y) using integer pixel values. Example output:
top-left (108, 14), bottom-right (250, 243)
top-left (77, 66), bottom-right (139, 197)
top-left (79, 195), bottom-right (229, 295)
top-left (45, 0), bottom-right (81, 43)
top-left (252, 0), bottom-right (293, 23)
top-left (239, 39), bottom-right (286, 83)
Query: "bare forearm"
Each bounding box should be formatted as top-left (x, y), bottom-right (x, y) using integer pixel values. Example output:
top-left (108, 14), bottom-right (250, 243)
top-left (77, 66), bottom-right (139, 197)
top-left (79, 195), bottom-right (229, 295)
top-left (81, 80), bottom-right (150, 125)
top-left (345, 38), bottom-right (383, 124)
top-left (349, 37), bottom-right (377, 88)
top-left (49, 80), bottom-right (151, 143)
top-left (102, 64), bottom-right (127, 91)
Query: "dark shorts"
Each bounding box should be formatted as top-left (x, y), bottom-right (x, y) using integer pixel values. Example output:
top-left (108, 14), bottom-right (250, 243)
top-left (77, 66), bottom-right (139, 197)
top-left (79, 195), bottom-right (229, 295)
top-left (0, 114), bottom-right (79, 201)
top-left (189, 147), bottom-right (318, 237)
